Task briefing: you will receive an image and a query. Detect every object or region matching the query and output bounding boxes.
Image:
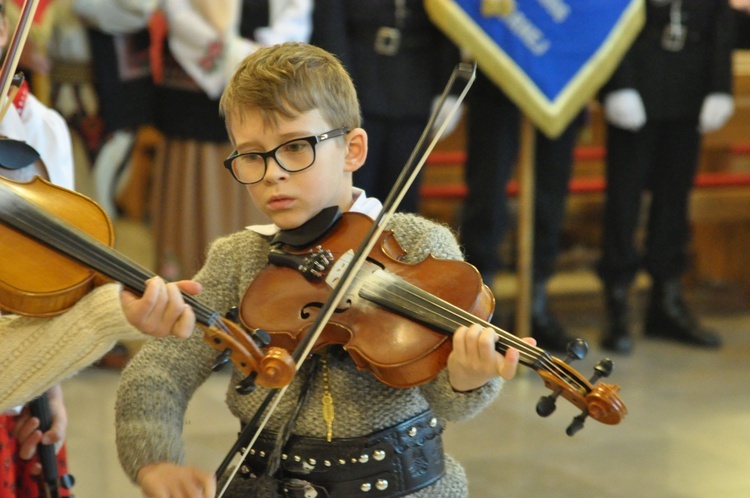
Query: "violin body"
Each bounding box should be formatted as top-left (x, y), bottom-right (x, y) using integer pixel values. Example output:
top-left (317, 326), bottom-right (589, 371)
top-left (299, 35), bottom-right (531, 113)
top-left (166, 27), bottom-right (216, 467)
top-left (241, 212), bottom-right (495, 388)
top-left (0, 175), bottom-right (113, 317)
top-left (241, 212), bottom-right (627, 428)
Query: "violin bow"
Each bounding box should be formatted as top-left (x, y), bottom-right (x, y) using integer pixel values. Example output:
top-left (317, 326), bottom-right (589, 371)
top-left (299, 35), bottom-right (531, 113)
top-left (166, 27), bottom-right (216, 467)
top-left (2, 6), bottom-right (69, 494)
top-left (0, 0), bottom-right (39, 123)
top-left (28, 391), bottom-right (75, 498)
top-left (215, 62), bottom-right (476, 497)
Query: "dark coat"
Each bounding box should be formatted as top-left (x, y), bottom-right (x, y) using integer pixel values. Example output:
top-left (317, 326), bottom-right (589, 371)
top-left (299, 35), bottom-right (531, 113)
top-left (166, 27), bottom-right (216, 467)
top-left (311, 0), bottom-right (459, 121)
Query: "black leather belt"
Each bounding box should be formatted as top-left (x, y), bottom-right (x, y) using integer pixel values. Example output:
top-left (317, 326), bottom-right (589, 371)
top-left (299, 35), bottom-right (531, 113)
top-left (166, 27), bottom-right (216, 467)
top-left (642, 24), bottom-right (704, 45)
top-left (354, 26), bottom-right (434, 56)
top-left (240, 409), bottom-right (446, 497)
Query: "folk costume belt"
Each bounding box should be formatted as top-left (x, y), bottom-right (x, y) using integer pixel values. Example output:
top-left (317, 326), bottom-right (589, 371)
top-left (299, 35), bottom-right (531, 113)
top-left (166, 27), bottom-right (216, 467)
top-left (240, 409), bottom-right (446, 497)
top-left (355, 26), bottom-right (433, 56)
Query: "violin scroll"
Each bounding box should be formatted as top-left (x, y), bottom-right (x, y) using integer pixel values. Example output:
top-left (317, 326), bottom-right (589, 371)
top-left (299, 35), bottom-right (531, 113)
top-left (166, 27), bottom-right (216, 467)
top-left (202, 317), bottom-right (296, 391)
top-left (535, 343), bottom-right (627, 435)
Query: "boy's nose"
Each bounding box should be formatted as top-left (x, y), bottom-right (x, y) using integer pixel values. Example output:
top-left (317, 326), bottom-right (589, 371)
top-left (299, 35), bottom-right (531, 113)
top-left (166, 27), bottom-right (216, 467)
top-left (264, 156), bottom-right (289, 182)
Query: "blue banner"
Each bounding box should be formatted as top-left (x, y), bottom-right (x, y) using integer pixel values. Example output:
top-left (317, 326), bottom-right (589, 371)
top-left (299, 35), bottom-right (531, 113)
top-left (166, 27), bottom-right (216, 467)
top-left (425, 0), bottom-right (644, 137)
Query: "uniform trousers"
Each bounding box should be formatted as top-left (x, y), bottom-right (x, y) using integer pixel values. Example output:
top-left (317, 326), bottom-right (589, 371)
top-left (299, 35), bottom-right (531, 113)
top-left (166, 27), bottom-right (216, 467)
top-left (597, 118), bottom-right (701, 288)
top-left (460, 70), bottom-right (581, 284)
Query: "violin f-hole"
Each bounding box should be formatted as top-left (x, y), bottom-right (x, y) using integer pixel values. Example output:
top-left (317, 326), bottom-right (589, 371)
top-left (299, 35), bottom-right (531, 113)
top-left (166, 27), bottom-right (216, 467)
top-left (301, 299), bottom-right (352, 319)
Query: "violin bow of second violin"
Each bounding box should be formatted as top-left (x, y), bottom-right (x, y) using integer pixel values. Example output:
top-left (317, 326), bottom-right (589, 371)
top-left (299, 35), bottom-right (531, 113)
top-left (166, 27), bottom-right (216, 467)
top-left (28, 392), bottom-right (75, 498)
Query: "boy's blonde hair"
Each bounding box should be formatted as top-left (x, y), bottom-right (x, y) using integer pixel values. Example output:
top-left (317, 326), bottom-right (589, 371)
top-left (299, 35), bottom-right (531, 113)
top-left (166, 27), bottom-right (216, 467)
top-left (220, 42), bottom-right (361, 135)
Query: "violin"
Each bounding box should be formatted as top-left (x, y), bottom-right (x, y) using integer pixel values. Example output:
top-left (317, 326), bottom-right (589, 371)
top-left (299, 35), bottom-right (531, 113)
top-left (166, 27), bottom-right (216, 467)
top-left (0, 175), bottom-right (295, 390)
top-left (241, 211), bottom-right (627, 433)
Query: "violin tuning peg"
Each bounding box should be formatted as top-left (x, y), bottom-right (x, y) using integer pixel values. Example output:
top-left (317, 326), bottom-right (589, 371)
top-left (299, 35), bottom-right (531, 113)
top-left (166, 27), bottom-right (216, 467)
top-left (225, 306), bottom-right (240, 323)
top-left (235, 372), bottom-right (258, 395)
top-left (536, 394), bottom-right (558, 417)
top-left (564, 338), bottom-right (589, 363)
top-left (211, 348), bottom-right (232, 372)
top-left (251, 329), bottom-right (271, 348)
top-left (566, 412), bottom-right (588, 437)
top-left (592, 358), bottom-right (615, 380)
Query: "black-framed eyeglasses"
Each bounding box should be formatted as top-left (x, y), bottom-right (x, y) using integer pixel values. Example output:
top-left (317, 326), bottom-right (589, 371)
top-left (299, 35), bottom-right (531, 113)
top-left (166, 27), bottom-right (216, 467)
top-left (223, 127), bottom-right (348, 184)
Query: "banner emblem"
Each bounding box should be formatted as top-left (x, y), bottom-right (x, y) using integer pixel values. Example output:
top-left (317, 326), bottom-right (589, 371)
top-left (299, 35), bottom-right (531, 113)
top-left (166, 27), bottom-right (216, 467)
top-left (425, 0), bottom-right (645, 137)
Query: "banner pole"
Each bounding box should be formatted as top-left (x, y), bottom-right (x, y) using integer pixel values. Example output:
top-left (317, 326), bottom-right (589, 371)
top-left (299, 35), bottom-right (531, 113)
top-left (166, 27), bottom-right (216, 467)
top-left (515, 114), bottom-right (535, 338)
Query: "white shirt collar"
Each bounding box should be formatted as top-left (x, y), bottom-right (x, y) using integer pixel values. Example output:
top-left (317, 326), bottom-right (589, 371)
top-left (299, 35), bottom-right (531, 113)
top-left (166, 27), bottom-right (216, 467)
top-left (246, 187), bottom-right (383, 236)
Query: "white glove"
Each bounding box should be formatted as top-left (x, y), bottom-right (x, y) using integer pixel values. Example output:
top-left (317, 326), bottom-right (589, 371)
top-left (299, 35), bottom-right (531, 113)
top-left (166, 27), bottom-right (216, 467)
top-left (430, 94), bottom-right (463, 140)
top-left (604, 88), bottom-right (646, 131)
top-left (699, 93), bottom-right (734, 134)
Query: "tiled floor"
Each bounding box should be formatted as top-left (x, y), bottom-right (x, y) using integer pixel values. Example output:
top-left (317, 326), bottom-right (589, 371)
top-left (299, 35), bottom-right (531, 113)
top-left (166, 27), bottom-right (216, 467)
top-left (59, 220), bottom-right (750, 497)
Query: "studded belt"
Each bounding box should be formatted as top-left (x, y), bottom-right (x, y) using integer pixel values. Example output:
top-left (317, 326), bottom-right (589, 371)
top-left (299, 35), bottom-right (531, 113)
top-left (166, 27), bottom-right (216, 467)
top-left (240, 409), bottom-right (446, 497)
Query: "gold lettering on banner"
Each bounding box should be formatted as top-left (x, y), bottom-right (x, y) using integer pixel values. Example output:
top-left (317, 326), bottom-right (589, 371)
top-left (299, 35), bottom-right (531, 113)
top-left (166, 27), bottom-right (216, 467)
top-left (481, 0), bottom-right (516, 18)
top-left (505, 12), bottom-right (551, 55)
top-left (537, 0), bottom-right (571, 23)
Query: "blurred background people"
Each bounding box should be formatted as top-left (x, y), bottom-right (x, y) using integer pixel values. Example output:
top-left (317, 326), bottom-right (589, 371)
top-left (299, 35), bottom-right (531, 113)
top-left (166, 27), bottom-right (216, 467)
top-left (150, 0), bottom-right (312, 280)
top-left (74, 0), bottom-right (157, 218)
top-left (459, 67), bottom-right (585, 352)
top-left (598, 0), bottom-right (736, 354)
top-left (312, 0), bottom-right (461, 214)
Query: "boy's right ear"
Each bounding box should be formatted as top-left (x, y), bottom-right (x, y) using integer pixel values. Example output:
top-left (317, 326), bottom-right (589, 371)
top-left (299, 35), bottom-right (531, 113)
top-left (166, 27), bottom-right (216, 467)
top-left (343, 128), bottom-right (367, 173)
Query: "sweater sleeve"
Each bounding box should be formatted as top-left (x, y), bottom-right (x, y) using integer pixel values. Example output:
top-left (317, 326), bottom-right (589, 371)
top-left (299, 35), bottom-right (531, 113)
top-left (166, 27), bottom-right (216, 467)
top-left (0, 283), bottom-right (142, 413)
top-left (115, 231), bottom-right (259, 481)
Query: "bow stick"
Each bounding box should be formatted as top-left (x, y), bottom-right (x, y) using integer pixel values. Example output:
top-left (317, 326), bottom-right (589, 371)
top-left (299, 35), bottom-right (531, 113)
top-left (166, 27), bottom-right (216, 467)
top-left (28, 391), bottom-right (75, 498)
top-left (0, 0), bottom-right (39, 123)
top-left (215, 62), bottom-right (476, 497)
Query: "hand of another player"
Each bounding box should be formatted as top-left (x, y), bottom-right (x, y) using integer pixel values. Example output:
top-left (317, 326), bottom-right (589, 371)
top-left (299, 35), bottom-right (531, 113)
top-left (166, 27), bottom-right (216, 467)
top-left (120, 277), bottom-right (202, 339)
top-left (12, 384), bottom-right (67, 473)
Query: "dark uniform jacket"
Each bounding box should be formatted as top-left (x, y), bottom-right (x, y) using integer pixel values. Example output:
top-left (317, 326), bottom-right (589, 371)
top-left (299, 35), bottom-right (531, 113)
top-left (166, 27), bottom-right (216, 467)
top-left (312, 0), bottom-right (459, 121)
top-left (603, 0), bottom-right (736, 120)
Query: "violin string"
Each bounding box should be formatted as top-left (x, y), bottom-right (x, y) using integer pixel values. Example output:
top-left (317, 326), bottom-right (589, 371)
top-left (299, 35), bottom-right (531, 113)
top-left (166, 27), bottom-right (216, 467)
top-left (1, 186), bottom-right (222, 326)
top-left (354, 266), bottom-right (530, 354)
top-left (361, 271), bottom-right (582, 389)
top-left (356, 267), bottom-right (586, 391)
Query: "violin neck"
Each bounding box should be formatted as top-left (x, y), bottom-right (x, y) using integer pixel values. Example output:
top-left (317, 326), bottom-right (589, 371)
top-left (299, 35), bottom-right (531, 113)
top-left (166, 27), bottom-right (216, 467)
top-left (0, 182), bottom-right (219, 326)
top-left (359, 268), bottom-right (545, 369)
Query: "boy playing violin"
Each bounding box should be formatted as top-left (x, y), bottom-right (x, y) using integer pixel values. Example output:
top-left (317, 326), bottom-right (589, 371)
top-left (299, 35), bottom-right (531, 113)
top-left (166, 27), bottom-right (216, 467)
top-left (115, 42), bottom-right (534, 498)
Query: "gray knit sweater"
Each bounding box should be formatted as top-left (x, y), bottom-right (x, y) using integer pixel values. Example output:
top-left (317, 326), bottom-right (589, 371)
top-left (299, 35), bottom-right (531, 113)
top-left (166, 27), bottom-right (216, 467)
top-left (115, 213), bottom-right (503, 497)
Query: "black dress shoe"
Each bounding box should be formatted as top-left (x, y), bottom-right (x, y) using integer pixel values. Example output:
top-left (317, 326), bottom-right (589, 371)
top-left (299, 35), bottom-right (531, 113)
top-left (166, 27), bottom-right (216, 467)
top-left (531, 310), bottom-right (575, 353)
top-left (644, 280), bottom-right (722, 348)
top-left (601, 332), bottom-right (633, 355)
top-left (600, 284), bottom-right (633, 355)
top-left (528, 282), bottom-right (575, 352)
